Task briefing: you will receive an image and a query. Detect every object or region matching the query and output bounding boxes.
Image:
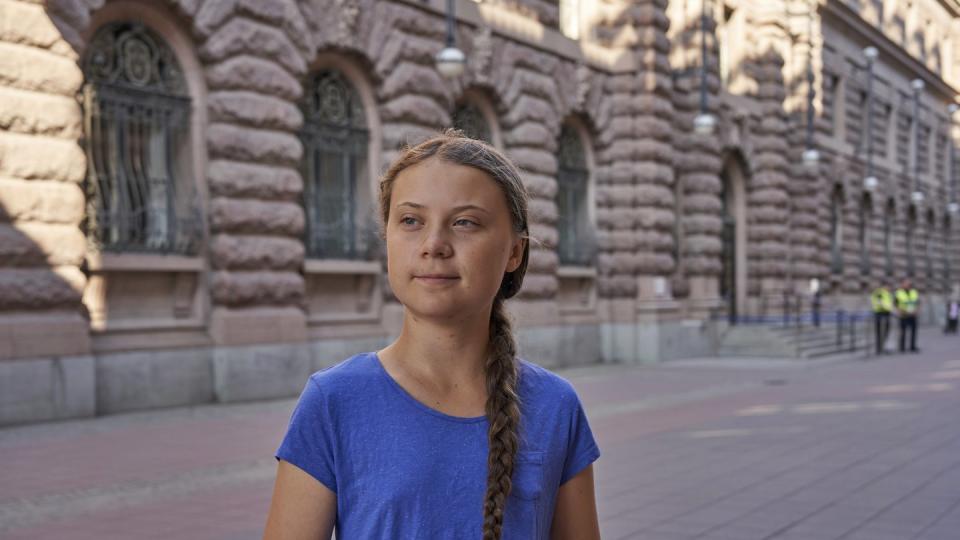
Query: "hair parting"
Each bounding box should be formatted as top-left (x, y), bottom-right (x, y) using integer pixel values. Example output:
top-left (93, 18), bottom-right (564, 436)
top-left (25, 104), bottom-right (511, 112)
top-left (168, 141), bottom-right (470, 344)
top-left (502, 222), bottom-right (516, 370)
top-left (378, 131), bottom-right (530, 539)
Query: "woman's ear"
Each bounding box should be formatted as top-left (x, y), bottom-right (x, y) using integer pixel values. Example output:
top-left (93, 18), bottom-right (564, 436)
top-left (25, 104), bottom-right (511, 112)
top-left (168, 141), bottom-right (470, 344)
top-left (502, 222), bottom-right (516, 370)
top-left (505, 235), bottom-right (526, 273)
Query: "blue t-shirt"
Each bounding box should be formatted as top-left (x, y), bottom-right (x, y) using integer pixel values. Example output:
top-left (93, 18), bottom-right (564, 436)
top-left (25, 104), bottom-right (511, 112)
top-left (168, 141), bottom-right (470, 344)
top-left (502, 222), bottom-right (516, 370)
top-left (276, 352), bottom-right (600, 539)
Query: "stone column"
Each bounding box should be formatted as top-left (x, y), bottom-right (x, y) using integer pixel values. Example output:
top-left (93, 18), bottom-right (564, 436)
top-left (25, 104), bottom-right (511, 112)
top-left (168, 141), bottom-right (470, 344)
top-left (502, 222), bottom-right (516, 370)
top-left (496, 41), bottom-right (563, 303)
top-left (669, 0), bottom-right (723, 308)
top-left (744, 1), bottom-right (791, 305)
top-left (630, 0), bottom-right (678, 303)
top-left (0, 0), bottom-right (94, 423)
top-left (197, 2), bottom-right (312, 350)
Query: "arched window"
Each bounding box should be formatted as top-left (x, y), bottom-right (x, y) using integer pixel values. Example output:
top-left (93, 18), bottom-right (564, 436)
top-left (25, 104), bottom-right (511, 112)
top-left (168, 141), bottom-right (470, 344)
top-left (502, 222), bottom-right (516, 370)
top-left (830, 186), bottom-right (844, 274)
top-left (555, 123), bottom-right (595, 266)
top-left (82, 22), bottom-right (200, 254)
top-left (300, 70), bottom-right (374, 260)
top-left (906, 205), bottom-right (917, 277)
top-left (884, 198), bottom-right (895, 275)
top-left (452, 102), bottom-right (492, 143)
top-left (859, 194), bottom-right (872, 274)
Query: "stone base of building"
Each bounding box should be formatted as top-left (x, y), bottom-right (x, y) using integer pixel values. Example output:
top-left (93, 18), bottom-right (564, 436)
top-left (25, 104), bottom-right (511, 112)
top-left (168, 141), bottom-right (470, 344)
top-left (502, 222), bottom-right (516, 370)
top-left (0, 319), bottom-right (725, 426)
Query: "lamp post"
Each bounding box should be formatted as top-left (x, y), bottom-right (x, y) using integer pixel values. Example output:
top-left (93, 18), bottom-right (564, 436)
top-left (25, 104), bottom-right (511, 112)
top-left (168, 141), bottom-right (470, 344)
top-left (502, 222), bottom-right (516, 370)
top-left (911, 78), bottom-right (925, 205)
top-left (693, 0), bottom-right (716, 135)
top-left (435, 0), bottom-right (465, 78)
top-left (802, 0), bottom-right (819, 167)
top-left (949, 103), bottom-right (959, 215)
top-left (863, 46), bottom-right (878, 191)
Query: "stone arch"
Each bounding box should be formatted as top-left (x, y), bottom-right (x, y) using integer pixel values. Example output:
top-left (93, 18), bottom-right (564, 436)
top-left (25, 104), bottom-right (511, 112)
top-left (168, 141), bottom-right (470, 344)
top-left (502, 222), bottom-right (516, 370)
top-left (719, 149), bottom-right (749, 320)
top-left (829, 183), bottom-right (845, 276)
top-left (561, 114), bottom-right (598, 227)
top-left (451, 86), bottom-right (503, 149)
top-left (858, 191), bottom-right (874, 275)
top-left (79, 1), bottom-right (211, 336)
top-left (308, 52), bottom-right (383, 206)
top-left (84, 0), bottom-right (209, 214)
top-left (883, 196), bottom-right (896, 277)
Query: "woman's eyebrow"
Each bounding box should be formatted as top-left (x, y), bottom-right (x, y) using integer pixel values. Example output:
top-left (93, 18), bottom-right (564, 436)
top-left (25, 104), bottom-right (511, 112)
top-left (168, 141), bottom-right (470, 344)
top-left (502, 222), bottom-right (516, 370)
top-left (395, 202), bottom-right (490, 214)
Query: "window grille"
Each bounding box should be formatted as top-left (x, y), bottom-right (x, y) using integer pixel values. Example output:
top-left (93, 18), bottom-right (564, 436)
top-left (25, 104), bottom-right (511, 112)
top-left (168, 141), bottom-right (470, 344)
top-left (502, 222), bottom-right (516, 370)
top-left (844, 86), bottom-right (865, 151)
top-left (884, 199), bottom-right (894, 275)
top-left (896, 112), bottom-right (911, 174)
top-left (452, 103), bottom-right (492, 144)
top-left (555, 125), bottom-right (596, 266)
top-left (830, 188), bottom-right (844, 274)
top-left (82, 22), bottom-right (201, 254)
top-left (299, 70), bottom-right (377, 260)
top-left (917, 122), bottom-right (931, 177)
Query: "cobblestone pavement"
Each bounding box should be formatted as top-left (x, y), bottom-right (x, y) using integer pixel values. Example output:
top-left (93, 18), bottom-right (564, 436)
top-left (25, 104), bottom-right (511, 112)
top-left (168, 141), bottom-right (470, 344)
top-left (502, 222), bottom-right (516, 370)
top-left (2, 328), bottom-right (959, 539)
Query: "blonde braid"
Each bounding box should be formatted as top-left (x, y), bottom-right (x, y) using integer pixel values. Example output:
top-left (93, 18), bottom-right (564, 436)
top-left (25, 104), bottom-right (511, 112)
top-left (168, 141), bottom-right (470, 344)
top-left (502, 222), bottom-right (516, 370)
top-left (481, 296), bottom-right (521, 540)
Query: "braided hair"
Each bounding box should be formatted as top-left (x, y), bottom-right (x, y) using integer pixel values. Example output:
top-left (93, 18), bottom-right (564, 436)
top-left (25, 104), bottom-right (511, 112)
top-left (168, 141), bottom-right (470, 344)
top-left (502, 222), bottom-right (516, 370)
top-left (378, 131), bottom-right (530, 539)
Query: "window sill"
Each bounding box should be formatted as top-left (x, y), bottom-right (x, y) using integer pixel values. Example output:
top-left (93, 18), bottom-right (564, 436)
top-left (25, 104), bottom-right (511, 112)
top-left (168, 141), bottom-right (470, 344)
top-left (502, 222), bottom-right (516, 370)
top-left (557, 265), bottom-right (597, 279)
top-left (304, 259), bottom-right (381, 275)
top-left (86, 252), bottom-right (204, 272)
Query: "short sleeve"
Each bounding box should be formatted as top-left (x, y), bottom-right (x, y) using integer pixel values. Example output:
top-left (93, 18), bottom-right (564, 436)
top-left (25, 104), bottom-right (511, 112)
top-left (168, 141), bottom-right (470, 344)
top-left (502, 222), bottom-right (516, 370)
top-left (560, 388), bottom-right (601, 485)
top-left (276, 377), bottom-right (338, 493)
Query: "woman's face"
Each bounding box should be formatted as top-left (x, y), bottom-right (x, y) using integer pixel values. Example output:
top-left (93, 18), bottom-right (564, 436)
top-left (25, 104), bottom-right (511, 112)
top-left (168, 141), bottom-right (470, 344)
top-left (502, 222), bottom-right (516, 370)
top-left (385, 158), bottom-right (525, 323)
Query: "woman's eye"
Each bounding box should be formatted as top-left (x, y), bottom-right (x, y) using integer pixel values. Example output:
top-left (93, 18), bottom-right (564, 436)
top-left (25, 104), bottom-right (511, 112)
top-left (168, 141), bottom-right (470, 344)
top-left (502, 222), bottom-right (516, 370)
top-left (399, 217), bottom-right (419, 226)
top-left (454, 218), bottom-right (477, 227)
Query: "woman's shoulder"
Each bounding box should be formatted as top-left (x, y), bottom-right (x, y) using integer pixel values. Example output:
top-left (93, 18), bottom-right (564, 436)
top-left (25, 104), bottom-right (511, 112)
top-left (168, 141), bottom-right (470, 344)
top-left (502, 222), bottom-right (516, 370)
top-left (305, 351), bottom-right (382, 398)
top-left (518, 360), bottom-right (582, 407)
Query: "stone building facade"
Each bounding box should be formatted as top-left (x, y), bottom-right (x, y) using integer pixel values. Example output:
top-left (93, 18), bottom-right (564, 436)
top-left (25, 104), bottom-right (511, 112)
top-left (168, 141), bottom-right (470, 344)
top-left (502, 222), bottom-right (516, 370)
top-left (1, 0), bottom-right (958, 425)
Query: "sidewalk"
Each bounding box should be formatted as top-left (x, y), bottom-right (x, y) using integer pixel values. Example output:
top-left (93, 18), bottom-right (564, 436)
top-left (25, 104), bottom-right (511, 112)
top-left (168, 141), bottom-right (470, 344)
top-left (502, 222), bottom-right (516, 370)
top-left (1, 328), bottom-right (958, 539)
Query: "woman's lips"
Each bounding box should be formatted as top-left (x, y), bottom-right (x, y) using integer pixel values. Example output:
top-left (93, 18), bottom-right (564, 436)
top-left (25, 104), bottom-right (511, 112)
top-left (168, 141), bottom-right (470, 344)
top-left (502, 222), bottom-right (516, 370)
top-left (414, 275), bottom-right (460, 285)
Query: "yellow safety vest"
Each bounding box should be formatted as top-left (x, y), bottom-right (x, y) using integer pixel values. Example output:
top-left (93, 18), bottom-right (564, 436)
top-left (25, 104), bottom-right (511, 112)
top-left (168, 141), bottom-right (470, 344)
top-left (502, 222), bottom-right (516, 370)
top-left (871, 288), bottom-right (893, 313)
top-left (895, 288), bottom-right (919, 314)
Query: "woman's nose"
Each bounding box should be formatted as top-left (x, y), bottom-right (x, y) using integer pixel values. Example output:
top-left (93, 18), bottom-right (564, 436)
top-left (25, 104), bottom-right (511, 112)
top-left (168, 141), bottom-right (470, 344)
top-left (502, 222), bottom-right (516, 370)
top-left (421, 226), bottom-right (452, 258)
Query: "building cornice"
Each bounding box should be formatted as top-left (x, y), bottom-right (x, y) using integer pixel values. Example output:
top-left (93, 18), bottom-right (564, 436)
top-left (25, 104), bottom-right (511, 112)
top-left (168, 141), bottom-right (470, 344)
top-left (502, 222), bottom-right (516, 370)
top-left (821, 0), bottom-right (958, 99)
top-left (398, 0), bottom-right (635, 73)
top-left (936, 0), bottom-right (960, 17)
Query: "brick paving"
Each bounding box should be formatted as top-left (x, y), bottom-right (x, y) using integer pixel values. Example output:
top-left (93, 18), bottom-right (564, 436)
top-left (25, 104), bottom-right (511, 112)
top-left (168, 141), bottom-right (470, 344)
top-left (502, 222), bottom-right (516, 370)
top-left (1, 328), bottom-right (959, 539)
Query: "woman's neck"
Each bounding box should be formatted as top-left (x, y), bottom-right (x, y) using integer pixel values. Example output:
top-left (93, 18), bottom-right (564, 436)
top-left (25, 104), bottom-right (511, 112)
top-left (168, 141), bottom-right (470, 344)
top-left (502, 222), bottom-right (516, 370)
top-left (378, 307), bottom-right (492, 403)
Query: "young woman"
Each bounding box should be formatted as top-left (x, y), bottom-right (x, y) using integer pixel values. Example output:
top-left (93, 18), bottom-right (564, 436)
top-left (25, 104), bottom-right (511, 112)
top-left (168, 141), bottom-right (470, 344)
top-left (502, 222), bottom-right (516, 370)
top-left (263, 132), bottom-right (601, 539)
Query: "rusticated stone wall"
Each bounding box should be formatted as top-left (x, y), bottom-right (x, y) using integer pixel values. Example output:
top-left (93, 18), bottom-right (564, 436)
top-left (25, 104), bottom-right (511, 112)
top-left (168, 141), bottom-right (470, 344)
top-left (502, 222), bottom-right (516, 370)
top-left (741, 1), bottom-right (791, 295)
top-left (196, 1), bottom-right (311, 315)
top-left (668, 0), bottom-right (723, 299)
top-left (594, 0), bottom-right (677, 300)
top-left (0, 0), bottom-right (90, 359)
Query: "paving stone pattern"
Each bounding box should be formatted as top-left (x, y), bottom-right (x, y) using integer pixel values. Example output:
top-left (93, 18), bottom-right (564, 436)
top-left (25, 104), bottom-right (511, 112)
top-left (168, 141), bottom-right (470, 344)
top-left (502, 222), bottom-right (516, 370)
top-left (1, 329), bottom-right (959, 539)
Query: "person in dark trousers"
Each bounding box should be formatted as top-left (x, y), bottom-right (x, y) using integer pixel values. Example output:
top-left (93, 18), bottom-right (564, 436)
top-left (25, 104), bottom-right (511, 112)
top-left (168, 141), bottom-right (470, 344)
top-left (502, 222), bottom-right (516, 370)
top-left (946, 295), bottom-right (959, 334)
top-left (870, 282), bottom-right (893, 354)
top-left (895, 278), bottom-right (920, 353)
top-left (811, 278), bottom-right (822, 327)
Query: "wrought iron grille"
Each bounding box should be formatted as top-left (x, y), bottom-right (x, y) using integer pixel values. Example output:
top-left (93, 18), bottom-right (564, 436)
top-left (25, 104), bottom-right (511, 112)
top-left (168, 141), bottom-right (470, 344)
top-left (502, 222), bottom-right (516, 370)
top-left (556, 125), bottom-right (596, 266)
top-left (829, 189), bottom-right (844, 274)
top-left (82, 22), bottom-right (200, 255)
top-left (300, 70), bottom-right (377, 260)
top-left (452, 103), bottom-right (492, 143)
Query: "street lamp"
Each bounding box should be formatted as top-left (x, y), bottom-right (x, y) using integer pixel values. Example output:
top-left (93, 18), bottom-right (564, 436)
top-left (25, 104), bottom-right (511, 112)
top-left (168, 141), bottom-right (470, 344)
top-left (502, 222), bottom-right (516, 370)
top-left (911, 78), bottom-right (925, 206)
top-left (693, 0), bottom-right (716, 135)
top-left (435, 0), bottom-right (465, 78)
top-left (802, 0), bottom-right (819, 168)
top-left (863, 46), bottom-right (878, 190)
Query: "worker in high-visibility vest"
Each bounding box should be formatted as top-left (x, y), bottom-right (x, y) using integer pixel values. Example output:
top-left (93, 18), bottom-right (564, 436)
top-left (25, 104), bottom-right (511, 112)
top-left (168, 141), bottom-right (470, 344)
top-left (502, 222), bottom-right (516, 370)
top-left (870, 282), bottom-right (894, 354)
top-left (895, 278), bottom-right (920, 353)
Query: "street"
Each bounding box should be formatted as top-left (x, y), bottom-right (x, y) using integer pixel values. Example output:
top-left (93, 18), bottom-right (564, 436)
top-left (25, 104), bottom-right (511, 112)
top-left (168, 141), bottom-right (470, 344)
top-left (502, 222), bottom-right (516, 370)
top-left (1, 328), bottom-right (959, 540)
